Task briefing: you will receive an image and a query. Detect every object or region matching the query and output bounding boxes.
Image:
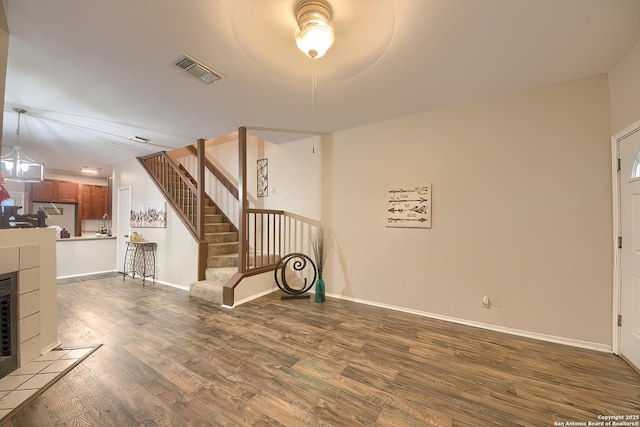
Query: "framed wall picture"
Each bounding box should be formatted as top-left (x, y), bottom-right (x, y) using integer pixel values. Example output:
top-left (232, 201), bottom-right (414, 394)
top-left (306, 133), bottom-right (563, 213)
top-left (257, 158), bottom-right (268, 197)
top-left (386, 184), bottom-right (432, 229)
top-left (130, 202), bottom-right (167, 228)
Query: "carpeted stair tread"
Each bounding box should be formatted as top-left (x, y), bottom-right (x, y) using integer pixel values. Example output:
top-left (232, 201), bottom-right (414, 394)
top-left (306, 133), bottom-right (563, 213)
top-left (208, 241), bottom-right (238, 256)
top-left (207, 253), bottom-right (239, 268)
top-left (189, 279), bottom-right (224, 304)
top-left (205, 231), bottom-right (238, 244)
top-left (205, 267), bottom-right (237, 282)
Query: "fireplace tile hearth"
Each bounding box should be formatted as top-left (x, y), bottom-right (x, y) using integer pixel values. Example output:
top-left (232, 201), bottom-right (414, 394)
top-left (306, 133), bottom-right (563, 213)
top-left (17, 373), bottom-right (58, 390)
top-left (0, 375), bottom-right (30, 392)
top-left (0, 346), bottom-right (99, 423)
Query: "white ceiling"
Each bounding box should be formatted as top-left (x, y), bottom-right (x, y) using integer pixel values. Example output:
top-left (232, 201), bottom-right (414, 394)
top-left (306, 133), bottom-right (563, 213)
top-left (2, 0), bottom-right (640, 179)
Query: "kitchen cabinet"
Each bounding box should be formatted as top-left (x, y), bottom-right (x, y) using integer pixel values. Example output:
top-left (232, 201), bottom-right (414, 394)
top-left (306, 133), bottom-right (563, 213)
top-left (31, 179), bottom-right (79, 203)
top-left (80, 184), bottom-right (108, 219)
top-left (58, 181), bottom-right (79, 202)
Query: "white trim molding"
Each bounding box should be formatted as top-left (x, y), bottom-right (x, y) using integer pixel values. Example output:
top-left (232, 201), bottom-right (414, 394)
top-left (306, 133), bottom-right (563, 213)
top-left (232, 286), bottom-right (279, 307)
top-left (327, 292), bottom-right (612, 353)
top-left (610, 118), bottom-right (640, 356)
top-left (612, 134), bottom-right (621, 355)
top-left (153, 279), bottom-right (189, 291)
top-left (56, 270), bottom-right (117, 280)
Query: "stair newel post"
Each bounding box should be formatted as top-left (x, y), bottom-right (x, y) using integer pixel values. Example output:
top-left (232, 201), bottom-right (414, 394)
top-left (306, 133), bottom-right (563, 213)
top-left (238, 126), bottom-right (248, 274)
top-left (196, 138), bottom-right (207, 281)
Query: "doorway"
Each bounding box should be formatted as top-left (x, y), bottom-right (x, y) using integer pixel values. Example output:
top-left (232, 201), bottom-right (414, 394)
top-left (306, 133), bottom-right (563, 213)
top-left (614, 122), bottom-right (640, 371)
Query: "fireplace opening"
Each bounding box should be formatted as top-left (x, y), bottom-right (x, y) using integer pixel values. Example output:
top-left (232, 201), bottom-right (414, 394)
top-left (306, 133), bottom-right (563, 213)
top-left (0, 272), bottom-right (18, 378)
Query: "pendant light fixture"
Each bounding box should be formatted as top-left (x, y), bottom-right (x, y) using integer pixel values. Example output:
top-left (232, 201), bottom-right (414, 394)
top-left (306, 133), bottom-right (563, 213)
top-left (1, 108), bottom-right (44, 182)
top-left (295, 0), bottom-right (334, 59)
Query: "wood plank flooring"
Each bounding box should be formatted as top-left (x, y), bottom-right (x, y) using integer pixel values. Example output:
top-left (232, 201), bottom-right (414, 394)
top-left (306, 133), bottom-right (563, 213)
top-left (3, 272), bottom-right (639, 426)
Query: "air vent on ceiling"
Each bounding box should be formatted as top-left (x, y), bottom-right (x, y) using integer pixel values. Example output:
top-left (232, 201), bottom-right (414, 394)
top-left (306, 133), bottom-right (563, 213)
top-left (175, 54), bottom-right (224, 84)
top-left (130, 136), bottom-right (151, 144)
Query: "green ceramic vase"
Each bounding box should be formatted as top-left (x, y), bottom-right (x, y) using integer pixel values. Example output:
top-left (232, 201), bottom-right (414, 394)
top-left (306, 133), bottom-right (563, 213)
top-left (315, 277), bottom-right (325, 303)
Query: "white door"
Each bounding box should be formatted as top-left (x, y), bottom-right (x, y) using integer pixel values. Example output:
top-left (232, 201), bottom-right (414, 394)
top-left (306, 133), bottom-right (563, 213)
top-left (619, 129), bottom-right (640, 370)
top-left (116, 186), bottom-right (131, 273)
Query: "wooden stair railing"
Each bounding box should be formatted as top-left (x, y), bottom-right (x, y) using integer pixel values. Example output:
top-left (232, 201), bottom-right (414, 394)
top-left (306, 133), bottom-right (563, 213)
top-left (243, 208), bottom-right (285, 274)
top-left (178, 159), bottom-right (300, 274)
top-left (185, 145), bottom-right (239, 200)
top-left (177, 165), bottom-right (238, 234)
top-left (179, 146), bottom-right (282, 272)
top-left (139, 152), bottom-right (198, 230)
top-left (223, 208), bottom-right (320, 305)
top-left (139, 129), bottom-right (319, 305)
top-left (138, 150), bottom-right (208, 280)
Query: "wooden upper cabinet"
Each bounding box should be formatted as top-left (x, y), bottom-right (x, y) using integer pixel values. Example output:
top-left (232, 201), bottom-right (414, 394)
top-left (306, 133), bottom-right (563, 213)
top-left (80, 184), bottom-right (108, 219)
top-left (58, 181), bottom-right (79, 203)
top-left (31, 179), bottom-right (78, 203)
top-left (92, 185), bottom-right (108, 218)
top-left (31, 180), bottom-right (56, 201)
top-left (31, 179), bottom-right (109, 219)
top-left (80, 185), bottom-right (92, 219)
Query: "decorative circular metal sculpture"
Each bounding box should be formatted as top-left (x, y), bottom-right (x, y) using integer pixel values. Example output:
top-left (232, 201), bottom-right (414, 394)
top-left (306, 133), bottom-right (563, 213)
top-left (274, 253), bottom-right (317, 299)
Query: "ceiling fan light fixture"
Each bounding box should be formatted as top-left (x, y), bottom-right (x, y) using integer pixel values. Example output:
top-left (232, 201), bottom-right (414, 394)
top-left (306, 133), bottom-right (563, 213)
top-left (295, 0), bottom-right (334, 59)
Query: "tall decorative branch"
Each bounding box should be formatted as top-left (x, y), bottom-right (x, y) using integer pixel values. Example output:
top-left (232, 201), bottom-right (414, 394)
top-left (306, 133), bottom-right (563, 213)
top-left (310, 227), bottom-right (328, 303)
top-left (311, 227), bottom-right (327, 279)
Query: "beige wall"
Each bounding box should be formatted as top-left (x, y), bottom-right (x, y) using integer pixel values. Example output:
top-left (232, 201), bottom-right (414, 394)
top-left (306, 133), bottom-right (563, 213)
top-left (263, 137), bottom-right (322, 220)
top-left (322, 75), bottom-right (612, 346)
top-left (610, 39), bottom-right (640, 134)
top-left (113, 158), bottom-right (198, 289)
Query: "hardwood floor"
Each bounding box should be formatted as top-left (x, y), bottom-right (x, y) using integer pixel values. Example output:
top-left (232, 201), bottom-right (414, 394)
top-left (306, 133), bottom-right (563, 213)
top-left (3, 272), bottom-right (639, 426)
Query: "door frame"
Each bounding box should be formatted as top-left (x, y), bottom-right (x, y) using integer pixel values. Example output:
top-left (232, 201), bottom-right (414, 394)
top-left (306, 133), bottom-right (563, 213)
top-left (116, 185), bottom-right (132, 273)
top-left (611, 119), bottom-right (640, 355)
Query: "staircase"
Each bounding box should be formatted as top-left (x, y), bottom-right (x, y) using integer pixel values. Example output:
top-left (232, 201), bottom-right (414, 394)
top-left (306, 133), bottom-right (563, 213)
top-left (163, 163), bottom-right (239, 305)
top-left (139, 143), bottom-right (291, 307)
top-left (189, 199), bottom-right (239, 305)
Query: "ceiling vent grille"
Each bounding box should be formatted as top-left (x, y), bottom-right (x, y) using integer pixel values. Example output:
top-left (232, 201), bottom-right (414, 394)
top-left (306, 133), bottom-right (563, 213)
top-left (130, 136), bottom-right (151, 144)
top-left (175, 54), bottom-right (224, 84)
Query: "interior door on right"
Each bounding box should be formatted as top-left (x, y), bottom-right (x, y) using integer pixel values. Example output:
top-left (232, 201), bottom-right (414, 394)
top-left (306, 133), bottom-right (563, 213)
top-left (619, 128), bottom-right (640, 370)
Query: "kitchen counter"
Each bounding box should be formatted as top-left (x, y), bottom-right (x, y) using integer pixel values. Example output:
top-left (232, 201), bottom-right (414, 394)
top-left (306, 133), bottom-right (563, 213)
top-left (56, 235), bottom-right (116, 242)
top-left (56, 236), bottom-right (117, 278)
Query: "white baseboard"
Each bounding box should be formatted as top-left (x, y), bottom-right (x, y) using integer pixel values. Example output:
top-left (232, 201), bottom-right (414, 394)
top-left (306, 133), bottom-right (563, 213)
top-left (41, 340), bottom-right (62, 355)
top-left (326, 292), bottom-right (612, 353)
top-left (233, 286), bottom-right (278, 307)
top-left (56, 271), bottom-right (190, 292)
top-left (57, 270), bottom-right (117, 279)
top-left (152, 279), bottom-right (189, 291)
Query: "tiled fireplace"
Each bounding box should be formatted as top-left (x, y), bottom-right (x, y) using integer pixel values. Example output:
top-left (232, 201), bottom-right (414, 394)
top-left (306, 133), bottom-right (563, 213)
top-left (0, 244), bottom-right (42, 377)
top-left (0, 272), bottom-right (17, 378)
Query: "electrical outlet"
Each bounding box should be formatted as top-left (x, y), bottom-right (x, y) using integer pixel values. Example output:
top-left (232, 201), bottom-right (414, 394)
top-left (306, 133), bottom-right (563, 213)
top-left (272, 186), bottom-right (276, 195)
top-left (481, 296), bottom-right (491, 309)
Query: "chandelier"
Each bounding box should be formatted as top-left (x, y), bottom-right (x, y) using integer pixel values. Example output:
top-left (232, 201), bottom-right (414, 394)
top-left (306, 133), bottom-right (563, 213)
top-left (1, 108), bottom-right (44, 182)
